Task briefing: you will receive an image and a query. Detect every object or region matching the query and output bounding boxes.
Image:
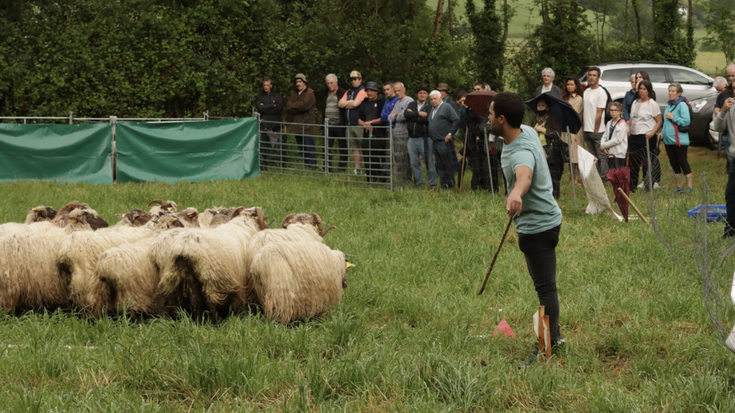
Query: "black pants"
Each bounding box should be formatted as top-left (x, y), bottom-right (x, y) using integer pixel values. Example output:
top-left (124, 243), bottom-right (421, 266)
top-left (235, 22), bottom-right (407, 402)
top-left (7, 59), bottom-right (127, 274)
top-left (326, 125), bottom-right (347, 172)
top-left (363, 134), bottom-right (389, 183)
top-left (466, 139), bottom-right (491, 191)
top-left (628, 134), bottom-right (661, 192)
top-left (664, 144), bottom-right (691, 175)
top-left (518, 224), bottom-right (561, 342)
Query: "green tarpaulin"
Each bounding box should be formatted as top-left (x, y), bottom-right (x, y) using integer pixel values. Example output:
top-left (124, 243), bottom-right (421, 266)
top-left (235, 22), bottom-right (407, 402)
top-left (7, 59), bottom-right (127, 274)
top-left (0, 123), bottom-right (113, 184)
top-left (115, 118), bottom-right (259, 184)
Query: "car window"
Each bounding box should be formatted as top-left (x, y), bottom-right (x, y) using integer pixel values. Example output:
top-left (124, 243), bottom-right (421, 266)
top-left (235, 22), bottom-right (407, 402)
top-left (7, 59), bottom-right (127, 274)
top-left (601, 68), bottom-right (632, 82)
top-left (645, 68), bottom-right (667, 83)
top-left (669, 68), bottom-right (711, 85)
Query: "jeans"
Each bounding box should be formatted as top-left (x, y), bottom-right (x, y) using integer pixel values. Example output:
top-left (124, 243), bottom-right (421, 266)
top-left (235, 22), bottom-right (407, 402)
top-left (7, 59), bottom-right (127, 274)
top-left (295, 134), bottom-right (316, 166)
top-left (408, 137), bottom-right (437, 187)
top-left (393, 130), bottom-right (410, 184)
top-left (584, 131), bottom-right (607, 177)
top-left (518, 224), bottom-right (561, 342)
top-left (326, 124), bottom-right (347, 172)
top-left (432, 139), bottom-right (455, 189)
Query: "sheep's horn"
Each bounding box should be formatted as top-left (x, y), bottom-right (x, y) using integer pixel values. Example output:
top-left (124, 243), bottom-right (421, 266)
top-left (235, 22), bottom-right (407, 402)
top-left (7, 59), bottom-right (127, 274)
top-left (24, 207), bottom-right (32, 211)
top-left (265, 218), bottom-right (275, 228)
top-left (320, 225), bottom-right (337, 237)
top-left (147, 199), bottom-right (163, 207)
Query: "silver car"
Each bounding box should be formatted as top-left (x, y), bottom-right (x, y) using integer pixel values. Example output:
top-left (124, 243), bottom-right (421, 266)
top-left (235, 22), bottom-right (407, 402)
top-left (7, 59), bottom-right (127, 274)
top-left (579, 62), bottom-right (716, 112)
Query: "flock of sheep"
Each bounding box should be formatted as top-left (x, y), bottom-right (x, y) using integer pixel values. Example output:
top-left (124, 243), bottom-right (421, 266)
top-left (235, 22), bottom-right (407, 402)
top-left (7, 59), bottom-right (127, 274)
top-left (0, 200), bottom-right (351, 324)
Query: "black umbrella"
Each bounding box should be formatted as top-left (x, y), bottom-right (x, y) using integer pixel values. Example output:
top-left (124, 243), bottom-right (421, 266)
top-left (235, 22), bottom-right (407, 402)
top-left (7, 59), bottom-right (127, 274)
top-left (524, 92), bottom-right (582, 134)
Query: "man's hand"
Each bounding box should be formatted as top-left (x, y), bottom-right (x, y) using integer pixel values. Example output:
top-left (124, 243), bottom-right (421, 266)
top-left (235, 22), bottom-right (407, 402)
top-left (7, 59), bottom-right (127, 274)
top-left (444, 134), bottom-right (452, 143)
top-left (723, 97), bottom-right (734, 113)
top-left (506, 192), bottom-right (522, 217)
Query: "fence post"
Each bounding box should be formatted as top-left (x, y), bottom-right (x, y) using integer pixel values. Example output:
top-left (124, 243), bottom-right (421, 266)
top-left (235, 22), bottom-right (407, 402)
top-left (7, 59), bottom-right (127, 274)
top-left (69, 112), bottom-right (74, 124)
top-left (324, 118), bottom-right (329, 175)
top-left (110, 116), bottom-right (118, 182)
top-left (204, 111), bottom-right (209, 121)
top-left (389, 120), bottom-right (394, 191)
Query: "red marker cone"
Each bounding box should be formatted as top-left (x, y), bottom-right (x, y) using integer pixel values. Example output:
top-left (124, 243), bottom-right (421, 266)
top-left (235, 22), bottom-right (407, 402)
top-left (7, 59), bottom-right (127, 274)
top-left (493, 318), bottom-right (516, 338)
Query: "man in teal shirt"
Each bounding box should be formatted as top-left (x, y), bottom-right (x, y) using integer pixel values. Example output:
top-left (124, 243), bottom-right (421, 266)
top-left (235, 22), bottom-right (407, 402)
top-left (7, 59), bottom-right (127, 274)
top-left (488, 92), bottom-right (563, 364)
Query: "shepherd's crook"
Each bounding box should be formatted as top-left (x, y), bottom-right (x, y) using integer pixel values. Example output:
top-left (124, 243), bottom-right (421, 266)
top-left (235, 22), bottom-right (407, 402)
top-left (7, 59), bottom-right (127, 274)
top-left (477, 215), bottom-right (514, 295)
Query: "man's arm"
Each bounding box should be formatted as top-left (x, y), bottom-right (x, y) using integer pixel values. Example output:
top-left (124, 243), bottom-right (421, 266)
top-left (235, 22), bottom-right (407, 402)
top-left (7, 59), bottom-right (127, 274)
top-left (594, 107), bottom-right (604, 134)
top-left (506, 165), bottom-right (533, 217)
top-left (339, 90), bottom-right (366, 109)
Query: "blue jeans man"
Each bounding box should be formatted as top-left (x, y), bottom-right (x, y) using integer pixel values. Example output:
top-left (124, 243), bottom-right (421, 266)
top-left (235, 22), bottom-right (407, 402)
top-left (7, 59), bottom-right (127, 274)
top-left (408, 137), bottom-right (437, 187)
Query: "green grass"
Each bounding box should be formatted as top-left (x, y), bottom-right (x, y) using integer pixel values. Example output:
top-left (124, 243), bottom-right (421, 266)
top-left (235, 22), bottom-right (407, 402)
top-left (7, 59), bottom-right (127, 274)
top-left (1, 147), bottom-right (735, 411)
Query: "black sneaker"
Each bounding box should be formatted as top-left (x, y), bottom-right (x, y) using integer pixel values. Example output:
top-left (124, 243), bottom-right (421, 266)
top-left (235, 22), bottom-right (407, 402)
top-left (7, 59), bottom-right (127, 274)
top-left (517, 339), bottom-right (565, 368)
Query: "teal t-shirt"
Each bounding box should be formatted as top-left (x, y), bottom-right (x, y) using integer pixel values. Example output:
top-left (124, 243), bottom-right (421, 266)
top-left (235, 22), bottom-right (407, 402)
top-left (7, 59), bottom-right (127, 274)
top-left (500, 124), bottom-right (562, 234)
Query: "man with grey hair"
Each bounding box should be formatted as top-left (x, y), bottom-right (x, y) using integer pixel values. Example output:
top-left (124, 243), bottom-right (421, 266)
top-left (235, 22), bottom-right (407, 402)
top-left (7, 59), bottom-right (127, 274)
top-left (534, 67), bottom-right (562, 97)
top-left (420, 90), bottom-right (459, 189)
top-left (387, 82), bottom-right (414, 183)
top-left (322, 73), bottom-right (347, 173)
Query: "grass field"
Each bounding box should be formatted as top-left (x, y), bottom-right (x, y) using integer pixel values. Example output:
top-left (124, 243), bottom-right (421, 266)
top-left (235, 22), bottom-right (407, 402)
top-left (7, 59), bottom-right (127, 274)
top-left (1, 146), bottom-right (735, 411)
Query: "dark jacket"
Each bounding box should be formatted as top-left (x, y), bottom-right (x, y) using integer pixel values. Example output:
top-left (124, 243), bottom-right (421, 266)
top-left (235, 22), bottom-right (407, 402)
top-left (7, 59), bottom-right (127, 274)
top-left (321, 87), bottom-right (347, 125)
top-left (286, 87), bottom-right (316, 136)
top-left (255, 91), bottom-right (283, 130)
top-left (425, 102), bottom-right (460, 141)
top-left (404, 99), bottom-right (430, 138)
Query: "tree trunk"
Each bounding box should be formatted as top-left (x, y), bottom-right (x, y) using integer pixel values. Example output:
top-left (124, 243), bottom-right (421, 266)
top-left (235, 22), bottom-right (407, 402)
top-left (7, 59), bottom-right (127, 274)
top-left (631, 0), bottom-right (642, 44)
top-left (433, 0), bottom-right (445, 40)
top-left (500, 0), bottom-right (510, 91)
top-left (687, 0), bottom-right (694, 52)
top-left (541, 0), bottom-right (549, 25)
top-left (651, 0), bottom-right (656, 44)
top-left (448, 0), bottom-right (453, 33)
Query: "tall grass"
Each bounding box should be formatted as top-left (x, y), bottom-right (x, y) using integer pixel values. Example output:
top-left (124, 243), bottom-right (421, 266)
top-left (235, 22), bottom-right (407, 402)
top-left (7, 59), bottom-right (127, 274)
top-left (1, 147), bottom-right (735, 411)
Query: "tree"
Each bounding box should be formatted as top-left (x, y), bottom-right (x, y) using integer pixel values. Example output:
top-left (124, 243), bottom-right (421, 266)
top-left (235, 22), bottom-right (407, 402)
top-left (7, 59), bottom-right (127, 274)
top-left (701, 0), bottom-right (735, 63)
top-left (465, 0), bottom-right (509, 90)
top-left (651, 0), bottom-right (695, 67)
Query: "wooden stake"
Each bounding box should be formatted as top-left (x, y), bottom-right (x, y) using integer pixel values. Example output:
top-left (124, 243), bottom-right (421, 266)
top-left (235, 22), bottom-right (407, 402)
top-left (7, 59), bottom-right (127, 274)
top-left (543, 315), bottom-right (552, 360)
top-left (616, 187), bottom-right (648, 224)
top-left (537, 306), bottom-right (546, 355)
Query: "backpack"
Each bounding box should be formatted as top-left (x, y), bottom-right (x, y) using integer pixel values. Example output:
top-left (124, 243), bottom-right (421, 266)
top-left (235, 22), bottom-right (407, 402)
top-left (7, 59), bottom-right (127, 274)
top-left (675, 99), bottom-right (693, 133)
top-left (601, 86), bottom-right (614, 124)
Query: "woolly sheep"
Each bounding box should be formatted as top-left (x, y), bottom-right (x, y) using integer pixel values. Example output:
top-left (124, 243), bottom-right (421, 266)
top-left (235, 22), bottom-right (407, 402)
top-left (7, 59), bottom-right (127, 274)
top-left (250, 241), bottom-right (350, 324)
top-left (58, 210), bottom-right (184, 313)
top-left (88, 213), bottom-right (186, 319)
top-left (0, 201), bottom-right (104, 238)
top-left (147, 199), bottom-right (179, 216)
top-left (113, 209), bottom-right (154, 227)
top-left (155, 206), bottom-right (268, 321)
top-left (0, 208), bottom-right (108, 312)
top-left (197, 207), bottom-right (237, 228)
top-left (0, 205), bottom-right (57, 238)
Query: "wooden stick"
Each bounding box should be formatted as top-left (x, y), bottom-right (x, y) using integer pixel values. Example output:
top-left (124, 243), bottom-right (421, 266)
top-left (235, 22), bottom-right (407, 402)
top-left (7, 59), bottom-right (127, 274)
top-left (616, 187), bottom-right (648, 224)
top-left (458, 127), bottom-right (469, 192)
top-left (537, 306), bottom-right (546, 355)
top-left (543, 315), bottom-right (552, 360)
top-left (477, 215), bottom-right (514, 295)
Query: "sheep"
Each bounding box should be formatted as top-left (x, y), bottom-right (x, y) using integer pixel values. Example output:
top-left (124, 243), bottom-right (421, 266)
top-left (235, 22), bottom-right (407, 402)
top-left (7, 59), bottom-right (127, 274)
top-left (0, 205), bottom-right (57, 238)
top-left (58, 210), bottom-right (183, 314)
top-left (87, 213), bottom-right (186, 319)
top-left (147, 199), bottom-right (179, 215)
top-left (0, 208), bottom-right (108, 312)
top-left (175, 207), bottom-right (200, 227)
top-left (250, 241), bottom-right (351, 324)
top-left (113, 209), bottom-right (154, 227)
top-left (155, 206), bottom-right (268, 321)
top-left (197, 207), bottom-right (236, 228)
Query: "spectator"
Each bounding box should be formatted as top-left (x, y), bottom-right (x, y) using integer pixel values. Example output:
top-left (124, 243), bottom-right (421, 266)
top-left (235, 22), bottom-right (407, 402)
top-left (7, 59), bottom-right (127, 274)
top-left (714, 76), bottom-right (728, 96)
top-left (358, 81), bottom-right (388, 183)
top-left (387, 82), bottom-right (414, 184)
top-left (322, 73), bottom-right (347, 173)
top-left (562, 77), bottom-right (584, 186)
top-left (628, 79), bottom-right (662, 193)
top-left (473, 82), bottom-right (491, 92)
top-left (622, 74), bottom-right (636, 121)
top-left (583, 66), bottom-right (608, 177)
top-left (437, 82), bottom-right (460, 178)
top-left (339, 71), bottom-right (367, 174)
top-left (534, 67), bottom-right (563, 97)
top-left (713, 76), bottom-right (735, 237)
top-left (599, 102), bottom-right (628, 170)
top-left (425, 90), bottom-right (460, 189)
top-left (404, 86), bottom-right (437, 187)
top-left (529, 95), bottom-right (564, 199)
top-left (488, 91), bottom-right (563, 366)
top-left (255, 77), bottom-right (284, 168)
top-left (457, 92), bottom-right (491, 190)
top-left (662, 83), bottom-right (693, 194)
top-left (285, 73), bottom-right (317, 167)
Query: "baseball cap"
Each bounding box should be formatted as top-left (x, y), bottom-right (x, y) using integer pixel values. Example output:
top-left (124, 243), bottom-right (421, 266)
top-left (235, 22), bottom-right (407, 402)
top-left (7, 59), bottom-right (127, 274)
top-left (349, 71), bottom-right (362, 79)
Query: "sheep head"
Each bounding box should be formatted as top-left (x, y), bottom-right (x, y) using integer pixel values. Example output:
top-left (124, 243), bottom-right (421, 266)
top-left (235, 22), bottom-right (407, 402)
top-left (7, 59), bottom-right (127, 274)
top-left (232, 206), bottom-right (269, 230)
top-left (150, 211), bottom-right (185, 229)
top-left (23, 205), bottom-right (57, 223)
top-left (147, 199), bottom-right (179, 214)
top-left (67, 208), bottom-right (109, 230)
top-left (52, 201), bottom-right (92, 227)
top-left (115, 209), bottom-right (154, 227)
top-left (176, 207), bottom-right (200, 227)
top-left (281, 213), bottom-right (335, 237)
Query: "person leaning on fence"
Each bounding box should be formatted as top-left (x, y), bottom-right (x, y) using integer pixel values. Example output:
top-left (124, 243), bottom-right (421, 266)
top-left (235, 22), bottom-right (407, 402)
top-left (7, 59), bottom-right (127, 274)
top-left (488, 91), bottom-right (563, 366)
top-left (339, 71), bottom-right (367, 174)
top-left (387, 82), bottom-right (414, 184)
top-left (424, 90), bottom-right (459, 189)
top-left (285, 73), bottom-right (317, 167)
top-left (714, 86), bottom-right (735, 238)
top-left (358, 81), bottom-right (388, 183)
top-left (255, 77), bottom-right (284, 168)
top-left (663, 83), bottom-right (693, 194)
top-left (599, 102), bottom-right (628, 170)
top-left (404, 86), bottom-right (437, 188)
top-left (322, 73), bottom-right (347, 173)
